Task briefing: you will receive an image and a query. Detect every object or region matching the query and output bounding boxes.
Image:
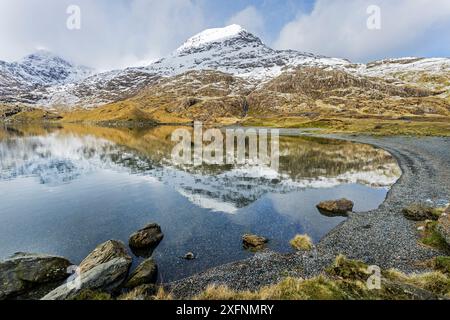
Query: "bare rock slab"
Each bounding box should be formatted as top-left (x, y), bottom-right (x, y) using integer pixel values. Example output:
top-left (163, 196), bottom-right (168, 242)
top-left (79, 240), bottom-right (131, 274)
top-left (0, 253), bottom-right (71, 300)
top-left (42, 257), bottom-right (131, 300)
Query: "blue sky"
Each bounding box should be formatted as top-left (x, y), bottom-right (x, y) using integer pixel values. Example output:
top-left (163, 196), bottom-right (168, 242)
top-left (0, 0), bottom-right (449, 70)
top-left (199, 0), bottom-right (315, 41)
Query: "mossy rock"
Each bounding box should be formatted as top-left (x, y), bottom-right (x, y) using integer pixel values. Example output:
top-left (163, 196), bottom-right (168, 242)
top-left (325, 255), bottom-right (370, 282)
top-left (434, 257), bottom-right (450, 274)
top-left (402, 204), bottom-right (441, 221)
top-left (71, 289), bottom-right (112, 300)
top-left (420, 221), bottom-right (449, 251)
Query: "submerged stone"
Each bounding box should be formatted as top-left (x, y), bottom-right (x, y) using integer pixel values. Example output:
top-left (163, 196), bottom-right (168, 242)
top-left (317, 198), bottom-right (354, 215)
top-left (129, 223), bottom-right (164, 252)
top-left (242, 234), bottom-right (268, 250)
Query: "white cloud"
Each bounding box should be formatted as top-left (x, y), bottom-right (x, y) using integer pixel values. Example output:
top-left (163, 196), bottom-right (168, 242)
top-left (226, 6), bottom-right (265, 37)
top-left (275, 0), bottom-right (450, 62)
top-left (0, 0), bottom-right (207, 71)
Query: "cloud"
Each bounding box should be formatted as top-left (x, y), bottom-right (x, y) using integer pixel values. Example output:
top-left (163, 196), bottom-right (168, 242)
top-left (274, 0), bottom-right (450, 62)
top-left (0, 0), bottom-right (207, 70)
top-left (226, 6), bottom-right (265, 37)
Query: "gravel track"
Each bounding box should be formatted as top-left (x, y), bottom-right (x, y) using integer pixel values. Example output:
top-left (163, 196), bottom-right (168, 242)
top-left (169, 135), bottom-right (450, 299)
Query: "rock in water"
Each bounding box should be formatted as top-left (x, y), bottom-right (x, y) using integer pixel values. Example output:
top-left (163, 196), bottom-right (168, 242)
top-left (402, 204), bottom-right (440, 221)
top-left (242, 234), bottom-right (268, 250)
top-left (124, 258), bottom-right (158, 288)
top-left (129, 223), bottom-right (164, 250)
top-left (0, 253), bottom-right (71, 300)
top-left (79, 240), bottom-right (131, 273)
top-left (184, 252), bottom-right (195, 260)
top-left (436, 213), bottom-right (450, 246)
top-left (42, 257), bottom-right (131, 300)
top-left (317, 199), bottom-right (354, 215)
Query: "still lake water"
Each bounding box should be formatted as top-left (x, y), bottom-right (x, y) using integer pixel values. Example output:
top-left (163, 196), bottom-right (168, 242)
top-left (0, 125), bottom-right (401, 282)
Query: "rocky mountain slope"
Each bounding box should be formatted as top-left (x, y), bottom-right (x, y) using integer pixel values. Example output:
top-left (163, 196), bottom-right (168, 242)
top-left (1, 25), bottom-right (449, 122)
top-left (0, 51), bottom-right (92, 104)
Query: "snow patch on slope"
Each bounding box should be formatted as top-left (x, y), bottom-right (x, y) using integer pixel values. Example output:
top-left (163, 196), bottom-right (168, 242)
top-left (177, 24), bottom-right (246, 52)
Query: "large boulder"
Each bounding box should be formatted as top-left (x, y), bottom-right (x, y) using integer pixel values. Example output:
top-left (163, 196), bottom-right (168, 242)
top-left (242, 234), bottom-right (268, 250)
top-left (42, 257), bottom-right (131, 300)
top-left (129, 223), bottom-right (164, 251)
top-left (317, 199), bottom-right (354, 215)
top-left (79, 240), bottom-right (131, 273)
top-left (436, 213), bottom-right (450, 246)
top-left (402, 204), bottom-right (440, 221)
top-left (0, 253), bottom-right (71, 300)
top-left (124, 258), bottom-right (158, 289)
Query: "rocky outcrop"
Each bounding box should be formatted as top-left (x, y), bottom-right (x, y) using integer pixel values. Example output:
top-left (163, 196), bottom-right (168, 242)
top-left (41, 240), bottom-right (132, 300)
top-left (0, 253), bottom-right (71, 300)
top-left (42, 257), bottom-right (131, 300)
top-left (316, 199), bottom-right (354, 215)
top-left (129, 223), bottom-right (164, 251)
top-left (436, 213), bottom-right (450, 246)
top-left (79, 240), bottom-right (131, 273)
top-left (124, 258), bottom-right (158, 288)
top-left (402, 204), bottom-right (440, 221)
top-left (242, 234), bottom-right (268, 250)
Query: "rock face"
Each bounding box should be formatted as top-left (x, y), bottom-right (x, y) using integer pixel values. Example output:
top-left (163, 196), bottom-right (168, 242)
top-left (124, 258), bottom-right (158, 289)
top-left (317, 199), bottom-right (354, 215)
top-left (41, 240), bottom-right (132, 300)
top-left (129, 223), bottom-right (164, 250)
top-left (402, 204), bottom-right (439, 221)
top-left (79, 240), bottom-right (131, 273)
top-left (0, 253), bottom-right (71, 300)
top-left (436, 214), bottom-right (450, 246)
top-left (42, 257), bottom-right (131, 300)
top-left (242, 234), bottom-right (268, 250)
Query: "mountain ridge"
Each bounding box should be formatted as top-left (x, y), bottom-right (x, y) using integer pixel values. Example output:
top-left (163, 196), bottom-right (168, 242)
top-left (1, 25), bottom-right (449, 126)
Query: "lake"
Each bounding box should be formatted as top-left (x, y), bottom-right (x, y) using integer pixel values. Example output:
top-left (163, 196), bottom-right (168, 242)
top-left (0, 124), bottom-right (401, 282)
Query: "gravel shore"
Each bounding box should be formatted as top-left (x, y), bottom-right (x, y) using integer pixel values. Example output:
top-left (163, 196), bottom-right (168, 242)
top-left (169, 135), bottom-right (450, 299)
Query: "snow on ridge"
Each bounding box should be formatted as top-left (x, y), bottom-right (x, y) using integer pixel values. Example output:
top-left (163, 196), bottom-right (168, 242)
top-left (176, 24), bottom-right (246, 52)
top-left (356, 57), bottom-right (450, 77)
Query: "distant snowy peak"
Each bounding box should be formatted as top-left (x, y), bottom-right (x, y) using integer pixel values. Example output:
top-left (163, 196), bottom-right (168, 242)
top-left (176, 24), bottom-right (258, 53)
top-left (0, 51), bottom-right (94, 104)
top-left (1, 50), bottom-right (93, 86)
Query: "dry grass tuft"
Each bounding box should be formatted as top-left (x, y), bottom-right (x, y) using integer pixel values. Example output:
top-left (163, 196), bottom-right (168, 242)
top-left (290, 234), bottom-right (313, 251)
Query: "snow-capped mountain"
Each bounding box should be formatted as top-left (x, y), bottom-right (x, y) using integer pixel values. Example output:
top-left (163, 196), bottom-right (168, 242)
top-left (1, 25), bottom-right (449, 111)
top-left (34, 25), bottom-right (351, 107)
top-left (0, 50), bottom-right (93, 104)
top-left (150, 24), bottom-right (349, 79)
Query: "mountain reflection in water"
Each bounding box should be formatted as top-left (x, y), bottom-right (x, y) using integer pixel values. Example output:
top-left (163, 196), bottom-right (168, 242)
top-left (0, 124), bottom-right (401, 281)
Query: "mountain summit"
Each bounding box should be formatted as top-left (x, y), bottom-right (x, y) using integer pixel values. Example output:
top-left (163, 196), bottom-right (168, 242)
top-left (148, 24), bottom-right (347, 80)
top-left (176, 24), bottom-right (260, 52)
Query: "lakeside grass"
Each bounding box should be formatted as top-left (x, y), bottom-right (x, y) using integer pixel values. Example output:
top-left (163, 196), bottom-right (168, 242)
top-left (3, 115), bottom-right (450, 137)
top-left (241, 116), bottom-right (450, 137)
top-left (71, 255), bottom-right (450, 300)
